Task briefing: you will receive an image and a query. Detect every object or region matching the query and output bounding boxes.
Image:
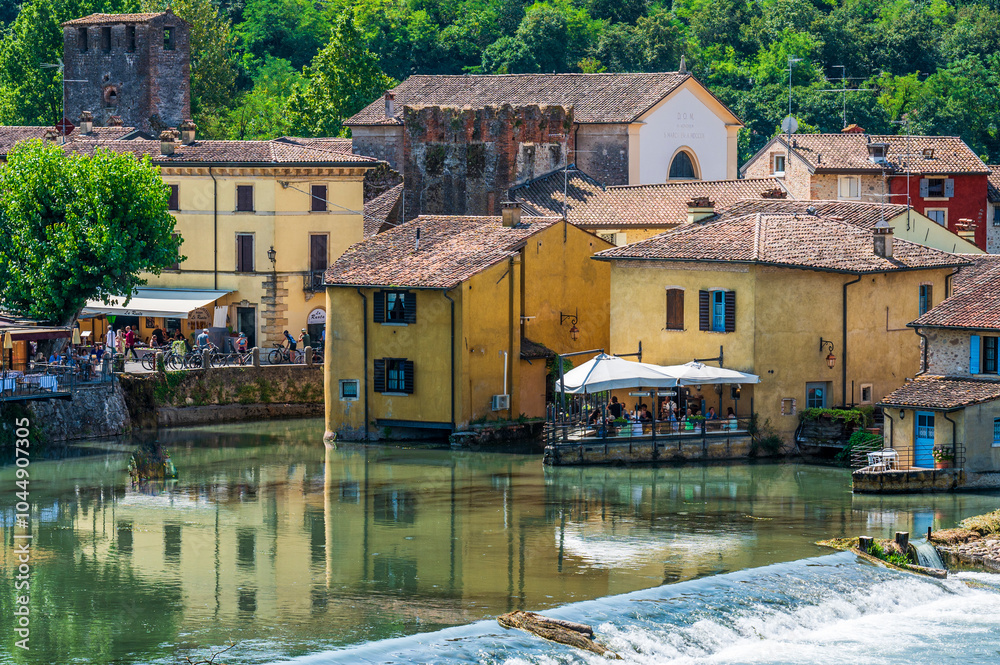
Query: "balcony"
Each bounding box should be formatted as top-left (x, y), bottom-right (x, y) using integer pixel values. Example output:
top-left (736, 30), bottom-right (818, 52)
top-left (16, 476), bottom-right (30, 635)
top-left (304, 271), bottom-right (326, 292)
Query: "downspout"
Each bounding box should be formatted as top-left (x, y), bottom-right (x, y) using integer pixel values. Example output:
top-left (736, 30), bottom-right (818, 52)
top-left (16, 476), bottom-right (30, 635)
top-left (508, 256), bottom-right (515, 419)
top-left (842, 275), bottom-right (862, 407)
top-left (443, 290), bottom-right (456, 432)
top-left (914, 327), bottom-right (930, 376)
top-left (945, 267), bottom-right (960, 299)
top-left (883, 411), bottom-right (894, 449)
top-left (941, 411), bottom-right (958, 468)
top-left (356, 287), bottom-right (370, 443)
top-left (209, 167), bottom-right (218, 290)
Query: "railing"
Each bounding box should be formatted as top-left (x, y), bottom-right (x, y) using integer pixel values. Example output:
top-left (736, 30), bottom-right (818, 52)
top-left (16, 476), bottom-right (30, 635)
top-left (304, 271), bottom-right (325, 292)
top-left (544, 410), bottom-right (754, 447)
top-left (852, 443), bottom-right (966, 472)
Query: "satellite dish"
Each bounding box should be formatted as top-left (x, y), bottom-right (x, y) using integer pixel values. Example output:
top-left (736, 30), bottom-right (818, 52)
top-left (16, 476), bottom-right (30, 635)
top-left (781, 115), bottom-right (798, 134)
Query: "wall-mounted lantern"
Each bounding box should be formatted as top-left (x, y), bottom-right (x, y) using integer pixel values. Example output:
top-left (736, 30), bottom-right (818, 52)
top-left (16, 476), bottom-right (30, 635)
top-left (819, 337), bottom-right (836, 369)
top-left (560, 310), bottom-right (579, 341)
top-left (267, 246), bottom-right (276, 265)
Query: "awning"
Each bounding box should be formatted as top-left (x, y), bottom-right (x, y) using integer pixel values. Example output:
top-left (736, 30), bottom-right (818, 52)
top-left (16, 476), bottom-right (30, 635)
top-left (82, 288), bottom-right (233, 318)
top-left (3, 327), bottom-right (72, 342)
top-left (557, 353), bottom-right (678, 394)
top-left (658, 361), bottom-right (760, 385)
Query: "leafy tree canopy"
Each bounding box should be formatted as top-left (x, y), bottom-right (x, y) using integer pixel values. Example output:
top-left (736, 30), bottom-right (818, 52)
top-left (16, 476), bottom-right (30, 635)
top-left (0, 141), bottom-right (182, 325)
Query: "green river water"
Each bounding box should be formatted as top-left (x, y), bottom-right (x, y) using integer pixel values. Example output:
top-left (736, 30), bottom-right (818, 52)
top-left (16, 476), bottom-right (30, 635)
top-left (1, 418), bottom-right (999, 664)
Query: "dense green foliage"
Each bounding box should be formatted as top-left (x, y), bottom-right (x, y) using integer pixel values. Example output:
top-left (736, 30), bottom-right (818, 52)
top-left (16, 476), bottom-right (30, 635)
top-left (0, 0), bottom-right (998, 157)
top-left (0, 141), bottom-right (182, 324)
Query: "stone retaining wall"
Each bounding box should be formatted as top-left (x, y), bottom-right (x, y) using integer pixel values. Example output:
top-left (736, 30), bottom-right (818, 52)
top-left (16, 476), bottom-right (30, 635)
top-left (852, 468), bottom-right (966, 493)
top-left (543, 435), bottom-right (754, 466)
top-left (27, 383), bottom-right (131, 442)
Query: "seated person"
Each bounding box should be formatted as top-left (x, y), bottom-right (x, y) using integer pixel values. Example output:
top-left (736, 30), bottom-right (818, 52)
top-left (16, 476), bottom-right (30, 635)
top-left (638, 405), bottom-right (652, 422)
top-left (726, 407), bottom-right (736, 419)
top-left (608, 396), bottom-right (623, 420)
top-left (706, 406), bottom-right (717, 420)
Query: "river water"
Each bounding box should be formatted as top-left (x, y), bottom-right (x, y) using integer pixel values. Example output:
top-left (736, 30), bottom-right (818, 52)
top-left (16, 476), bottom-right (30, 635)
top-left (1, 419), bottom-right (998, 664)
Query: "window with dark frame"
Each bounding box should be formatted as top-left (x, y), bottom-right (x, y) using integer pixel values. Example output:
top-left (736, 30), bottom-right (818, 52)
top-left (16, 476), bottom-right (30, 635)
top-left (993, 418), bottom-right (1000, 445)
top-left (699, 290), bottom-right (736, 333)
top-left (984, 336), bottom-right (998, 374)
top-left (311, 185), bottom-right (327, 212)
top-left (373, 358), bottom-right (414, 394)
top-left (236, 185), bottom-right (254, 212)
top-left (665, 289), bottom-right (684, 330)
top-left (374, 290), bottom-right (416, 324)
top-left (236, 233), bottom-right (254, 272)
top-left (340, 379), bottom-right (359, 401)
top-left (711, 290), bottom-right (725, 332)
top-left (126, 26), bottom-right (136, 52)
top-left (168, 184), bottom-right (179, 211)
top-left (164, 27), bottom-right (174, 50)
top-left (78, 27), bottom-right (88, 52)
top-left (918, 284), bottom-right (932, 316)
top-left (309, 235), bottom-right (328, 273)
top-left (101, 27), bottom-right (111, 52)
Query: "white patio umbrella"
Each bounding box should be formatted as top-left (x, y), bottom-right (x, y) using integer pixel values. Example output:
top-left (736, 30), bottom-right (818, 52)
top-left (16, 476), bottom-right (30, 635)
top-left (558, 353), bottom-right (678, 394)
top-left (657, 361), bottom-right (759, 386)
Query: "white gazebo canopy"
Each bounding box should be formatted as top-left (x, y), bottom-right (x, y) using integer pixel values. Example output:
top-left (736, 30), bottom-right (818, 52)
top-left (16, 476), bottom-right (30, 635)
top-left (658, 361), bottom-right (760, 386)
top-left (558, 353), bottom-right (678, 394)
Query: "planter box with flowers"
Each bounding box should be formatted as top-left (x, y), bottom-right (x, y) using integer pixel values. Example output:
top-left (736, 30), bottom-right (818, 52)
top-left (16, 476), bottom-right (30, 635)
top-left (932, 446), bottom-right (954, 470)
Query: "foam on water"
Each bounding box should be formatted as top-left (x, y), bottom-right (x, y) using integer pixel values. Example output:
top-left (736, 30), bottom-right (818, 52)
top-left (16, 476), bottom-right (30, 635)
top-left (282, 552), bottom-right (1000, 665)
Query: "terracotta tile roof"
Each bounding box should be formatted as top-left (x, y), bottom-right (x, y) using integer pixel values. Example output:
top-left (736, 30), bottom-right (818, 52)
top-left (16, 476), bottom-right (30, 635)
top-left (0, 126), bottom-right (137, 157)
top-left (879, 377), bottom-right (1000, 410)
top-left (363, 184), bottom-right (403, 237)
top-left (521, 337), bottom-right (556, 360)
top-left (325, 216), bottom-right (561, 289)
top-left (988, 165), bottom-right (1000, 203)
top-left (276, 136), bottom-right (354, 154)
top-left (761, 134), bottom-right (989, 175)
top-left (596, 212), bottom-right (970, 274)
top-left (511, 166), bottom-right (785, 228)
top-left (911, 254), bottom-right (1000, 330)
top-left (711, 199), bottom-right (909, 230)
top-left (62, 13), bottom-right (165, 25)
top-left (65, 138), bottom-right (378, 166)
top-left (346, 73), bottom-right (694, 126)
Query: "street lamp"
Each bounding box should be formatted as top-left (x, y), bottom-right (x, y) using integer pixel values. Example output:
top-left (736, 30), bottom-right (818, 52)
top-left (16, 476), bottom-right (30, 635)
top-left (267, 246), bottom-right (276, 266)
top-left (819, 337), bottom-right (836, 369)
top-left (560, 310), bottom-right (579, 341)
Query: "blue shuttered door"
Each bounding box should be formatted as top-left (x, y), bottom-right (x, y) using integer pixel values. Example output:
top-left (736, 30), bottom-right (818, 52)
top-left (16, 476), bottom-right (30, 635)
top-left (914, 412), bottom-right (935, 468)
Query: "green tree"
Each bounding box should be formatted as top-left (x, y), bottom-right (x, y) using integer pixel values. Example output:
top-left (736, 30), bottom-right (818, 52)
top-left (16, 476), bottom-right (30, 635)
top-left (220, 56), bottom-right (302, 139)
top-left (482, 0), bottom-right (599, 73)
top-left (0, 141), bottom-right (182, 325)
top-left (235, 0), bottom-right (328, 70)
top-left (285, 14), bottom-right (396, 137)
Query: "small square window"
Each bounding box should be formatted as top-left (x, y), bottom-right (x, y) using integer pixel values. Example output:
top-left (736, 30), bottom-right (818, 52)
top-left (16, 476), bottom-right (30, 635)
top-left (773, 154), bottom-right (785, 175)
top-left (926, 178), bottom-right (945, 197)
top-left (926, 209), bottom-right (947, 226)
top-left (838, 176), bottom-right (860, 199)
top-left (385, 291), bottom-right (411, 323)
top-left (781, 398), bottom-right (797, 416)
top-left (339, 379), bottom-right (359, 401)
top-left (860, 384), bottom-right (873, 404)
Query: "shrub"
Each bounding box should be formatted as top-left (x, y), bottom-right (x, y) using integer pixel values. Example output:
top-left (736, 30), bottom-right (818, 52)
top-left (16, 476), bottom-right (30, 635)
top-left (748, 414), bottom-right (784, 457)
top-left (799, 408), bottom-right (867, 427)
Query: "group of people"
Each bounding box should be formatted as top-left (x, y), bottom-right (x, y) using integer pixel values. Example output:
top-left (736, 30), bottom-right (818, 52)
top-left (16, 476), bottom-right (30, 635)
top-left (588, 396), bottom-right (738, 430)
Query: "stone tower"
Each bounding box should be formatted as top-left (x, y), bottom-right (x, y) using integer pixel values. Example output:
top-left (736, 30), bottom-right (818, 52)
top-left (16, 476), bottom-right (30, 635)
top-left (61, 11), bottom-right (190, 132)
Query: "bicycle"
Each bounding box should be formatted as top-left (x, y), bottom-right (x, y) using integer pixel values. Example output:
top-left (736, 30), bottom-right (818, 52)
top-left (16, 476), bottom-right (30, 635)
top-left (140, 345), bottom-right (170, 371)
top-left (267, 343), bottom-right (292, 365)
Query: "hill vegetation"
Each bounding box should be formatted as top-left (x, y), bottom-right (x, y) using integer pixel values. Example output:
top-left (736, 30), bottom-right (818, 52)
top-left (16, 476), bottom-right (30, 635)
top-left (0, 0), bottom-right (998, 163)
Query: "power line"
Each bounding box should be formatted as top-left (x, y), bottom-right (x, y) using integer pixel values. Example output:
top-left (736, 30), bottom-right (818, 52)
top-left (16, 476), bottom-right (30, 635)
top-left (278, 181), bottom-right (364, 216)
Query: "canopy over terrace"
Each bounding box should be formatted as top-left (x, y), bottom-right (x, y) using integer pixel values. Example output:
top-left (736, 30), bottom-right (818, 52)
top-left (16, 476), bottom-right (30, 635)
top-left (557, 353), bottom-right (678, 394)
top-left (82, 288), bottom-right (232, 318)
top-left (659, 361), bottom-right (760, 386)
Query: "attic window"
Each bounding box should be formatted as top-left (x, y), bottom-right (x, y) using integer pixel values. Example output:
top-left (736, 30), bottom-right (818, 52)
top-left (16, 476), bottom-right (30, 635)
top-left (669, 151), bottom-right (698, 180)
top-left (78, 28), bottom-right (88, 52)
top-left (163, 27), bottom-right (175, 51)
top-left (101, 27), bottom-right (111, 52)
top-left (923, 148), bottom-right (935, 159)
top-left (126, 26), bottom-right (136, 52)
top-left (868, 142), bottom-right (888, 165)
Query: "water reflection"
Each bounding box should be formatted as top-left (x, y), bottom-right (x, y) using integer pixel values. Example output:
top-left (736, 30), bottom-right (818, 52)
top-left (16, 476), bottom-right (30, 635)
top-left (0, 419), bottom-right (998, 665)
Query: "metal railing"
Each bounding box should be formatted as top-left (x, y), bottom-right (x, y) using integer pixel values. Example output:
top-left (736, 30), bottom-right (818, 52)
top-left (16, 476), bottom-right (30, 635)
top-left (545, 408), bottom-right (754, 446)
top-left (304, 270), bottom-right (325, 291)
top-left (852, 443), bottom-right (966, 472)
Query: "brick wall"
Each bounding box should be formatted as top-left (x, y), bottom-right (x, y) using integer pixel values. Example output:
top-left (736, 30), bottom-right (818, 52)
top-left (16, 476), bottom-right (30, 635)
top-left (402, 104), bottom-right (573, 218)
top-left (352, 126), bottom-right (404, 171)
top-left (576, 124), bottom-right (629, 185)
top-left (63, 13), bottom-right (190, 132)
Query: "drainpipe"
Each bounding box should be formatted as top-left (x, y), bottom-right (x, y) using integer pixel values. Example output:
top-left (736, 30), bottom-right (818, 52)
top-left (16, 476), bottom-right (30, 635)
top-left (209, 167), bottom-right (218, 290)
top-left (842, 275), bottom-right (862, 407)
top-left (508, 256), bottom-right (515, 419)
top-left (914, 327), bottom-right (930, 376)
top-left (356, 287), bottom-right (370, 443)
top-left (941, 411), bottom-right (958, 468)
top-left (883, 410), bottom-right (895, 449)
top-left (945, 267), bottom-right (960, 299)
top-left (443, 290), bottom-right (456, 432)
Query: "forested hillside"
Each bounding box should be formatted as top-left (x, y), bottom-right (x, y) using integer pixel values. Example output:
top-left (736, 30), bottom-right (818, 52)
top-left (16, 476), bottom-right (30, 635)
top-left (1, 0), bottom-right (998, 163)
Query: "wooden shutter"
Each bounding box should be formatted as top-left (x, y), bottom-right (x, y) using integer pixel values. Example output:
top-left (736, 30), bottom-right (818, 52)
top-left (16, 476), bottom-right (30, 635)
top-left (724, 291), bottom-right (736, 333)
top-left (168, 184), bottom-right (179, 210)
top-left (698, 291), bottom-right (710, 331)
top-left (373, 291), bottom-right (385, 323)
top-left (944, 178), bottom-right (955, 197)
top-left (309, 235), bottom-right (328, 273)
top-left (373, 359), bottom-right (385, 393)
top-left (237, 234), bottom-right (253, 272)
top-left (919, 179), bottom-right (929, 197)
top-left (403, 292), bottom-right (417, 324)
top-left (311, 185), bottom-right (327, 212)
top-left (237, 185), bottom-right (253, 212)
top-left (666, 289), bottom-right (684, 330)
top-left (403, 360), bottom-right (415, 394)
top-left (971, 335), bottom-right (981, 374)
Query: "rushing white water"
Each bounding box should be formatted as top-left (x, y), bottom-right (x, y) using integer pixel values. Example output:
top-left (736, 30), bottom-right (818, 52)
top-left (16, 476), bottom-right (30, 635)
top-left (283, 552), bottom-right (1000, 665)
top-left (914, 539), bottom-right (946, 570)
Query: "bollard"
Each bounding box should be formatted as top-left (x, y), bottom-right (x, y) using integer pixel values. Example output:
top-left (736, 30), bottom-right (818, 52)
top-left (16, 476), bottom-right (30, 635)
top-left (113, 352), bottom-right (125, 373)
top-left (304, 346), bottom-right (313, 366)
top-left (154, 352), bottom-right (165, 374)
top-left (927, 526), bottom-right (933, 541)
top-left (858, 536), bottom-right (873, 553)
top-left (895, 531), bottom-right (909, 552)
top-left (251, 347), bottom-right (260, 367)
top-left (201, 349), bottom-right (211, 369)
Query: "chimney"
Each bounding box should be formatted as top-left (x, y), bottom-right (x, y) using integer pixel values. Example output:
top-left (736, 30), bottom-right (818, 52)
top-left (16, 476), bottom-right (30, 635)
top-left (686, 197), bottom-right (715, 224)
top-left (160, 129), bottom-right (178, 156)
top-left (107, 115), bottom-right (123, 127)
top-left (501, 200), bottom-right (521, 227)
top-left (384, 92), bottom-right (395, 118)
top-left (79, 111), bottom-right (93, 135)
top-left (179, 119), bottom-right (197, 145)
top-left (873, 219), bottom-right (894, 259)
top-left (956, 218), bottom-right (977, 243)
top-left (43, 129), bottom-right (59, 144)
top-left (842, 124), bottom-right (865, 134)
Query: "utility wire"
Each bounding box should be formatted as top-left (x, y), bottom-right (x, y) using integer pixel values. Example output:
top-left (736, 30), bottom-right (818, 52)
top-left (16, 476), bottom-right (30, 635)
top-left (279, 181), bottom-right (364, 216)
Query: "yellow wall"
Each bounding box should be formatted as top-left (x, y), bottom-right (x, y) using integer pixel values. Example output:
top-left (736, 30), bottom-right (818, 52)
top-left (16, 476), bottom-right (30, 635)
top-left (888, 403), bottom-right (1000, 473)
top-left (608, 259), bottom-right (953, 439)
top-left (142, 167), bottom-right (367, 346)
top-left (886, 211), bottom-right (983, 254)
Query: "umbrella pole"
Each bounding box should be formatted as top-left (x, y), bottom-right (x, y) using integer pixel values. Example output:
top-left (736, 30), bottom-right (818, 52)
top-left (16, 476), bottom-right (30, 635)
top-left (559, 358), bottom-right (566, 442)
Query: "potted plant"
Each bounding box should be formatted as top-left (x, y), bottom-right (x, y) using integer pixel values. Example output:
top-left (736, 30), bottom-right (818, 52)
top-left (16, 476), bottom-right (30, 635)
top-left (932, 446), bottom-right (954, 470)
top-left (612, 417), bottom-right (628, 437)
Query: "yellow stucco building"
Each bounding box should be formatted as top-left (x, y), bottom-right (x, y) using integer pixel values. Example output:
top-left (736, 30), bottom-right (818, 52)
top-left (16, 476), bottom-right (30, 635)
top-left (323, 209), bottom-right (612, 441)
top-left (595, 211), bottom-right (969, 441)
top-left (75, 130), bottom-right (377, 348)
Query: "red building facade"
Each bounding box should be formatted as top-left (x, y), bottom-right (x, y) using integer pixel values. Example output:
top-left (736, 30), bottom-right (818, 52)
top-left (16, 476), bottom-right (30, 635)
top-left (890, 173), bottom-right (989, 249)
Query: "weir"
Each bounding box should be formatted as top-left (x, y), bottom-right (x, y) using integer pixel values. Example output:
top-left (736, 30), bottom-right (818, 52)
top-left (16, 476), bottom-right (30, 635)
top-left (915, 539), bottom-right (946, 570)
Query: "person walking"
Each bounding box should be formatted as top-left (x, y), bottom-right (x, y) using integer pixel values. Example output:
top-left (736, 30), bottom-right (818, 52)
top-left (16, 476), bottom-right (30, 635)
top-left (105, 327), bottom-right (115, 356)
top-left (123, 326), bottom-right (138, 361)
top-left (283, 330), bottom-right (297, 361)
top-left (196, 328), bottom-right (210, 350)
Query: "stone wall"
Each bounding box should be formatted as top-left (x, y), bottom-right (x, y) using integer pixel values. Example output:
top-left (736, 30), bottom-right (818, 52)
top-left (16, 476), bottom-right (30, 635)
top-left (852, 468), bottom-right (966, 493)
top-left (352, 126), bottom-right (405, 171)
top-left (27, 383), bottom-right (131, 442)
top-left (402, 104), bottom-right (573, 218)
top-left (922, 328), bottom-right (973, 376)
top-left (543, 434), bottom-right (756, 466)
top-left (576, 124), bottom-right (629, 185)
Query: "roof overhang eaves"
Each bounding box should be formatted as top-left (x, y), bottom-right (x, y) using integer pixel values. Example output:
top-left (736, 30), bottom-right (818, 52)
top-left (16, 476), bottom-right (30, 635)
top-left (155, 159), bottom-right (379, 169)
top-left (908, 322), bottom-right (1000, 333)
top-left (593, 255), bottom-right (964, 274)
top-left (324, 282), bottom-right (455, 291)
top-left (877, 401), bottom-right (966, 412)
